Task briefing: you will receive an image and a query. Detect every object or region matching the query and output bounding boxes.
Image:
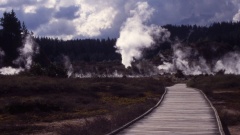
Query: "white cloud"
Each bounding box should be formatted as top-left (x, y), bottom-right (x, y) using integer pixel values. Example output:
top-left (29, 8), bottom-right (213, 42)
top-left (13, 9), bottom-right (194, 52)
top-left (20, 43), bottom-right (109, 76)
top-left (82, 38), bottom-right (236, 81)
top-left (23, 5), bottom-right (37, 13)
top-left (74, 7), bottom-right (117, 37)
top-left (233, 10), bottom-right (240, 22)
top-left (0, 0), bottom-right (8, 5)
top-left (35, 18), bottom-right (76, 40)
top-left (0, 0), bottom-right (240, 39)
top-left (29, 0), bottom-right (118, 38)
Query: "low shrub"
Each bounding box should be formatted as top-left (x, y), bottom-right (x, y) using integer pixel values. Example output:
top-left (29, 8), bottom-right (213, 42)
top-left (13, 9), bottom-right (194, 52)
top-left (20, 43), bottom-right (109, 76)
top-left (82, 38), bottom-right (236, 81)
top-left (4, 100), bottom-right (63, 114)
top-left (59, 116), bottom-right (111, 135)
top-left (0, 76), bottom-right (170, 134)
top-left (188, 75), bottom-right (240, 135)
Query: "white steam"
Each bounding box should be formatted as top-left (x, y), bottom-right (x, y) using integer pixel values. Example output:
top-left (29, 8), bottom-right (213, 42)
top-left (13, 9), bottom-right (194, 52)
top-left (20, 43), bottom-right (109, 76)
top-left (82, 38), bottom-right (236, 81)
top-left (172, 43), bottom-right (211, 75)
top-left (0, 46), bottom-right (24, 75)
top-left (0, 48), bottom-right (4, 57)
top-left (0, 34), bottom-right (39, 75)
top-left (0, 48), bottom-right (5, 66)
top-left (158, 42), bottom-right (215, 75)
top-left (0, 67), bottom-right (24, 75)
top-left (14, 34), bottom-right (39, 69)
top-left (63, 55), bottom-right (73, 77)
top-left (158, 62), bottom-right (174, 73)
top-left (116, 2), bottom-right (170, 68)
top-left (214, 52), bottom-right (240, 74)
top-left (158, 42), bottom-right (240, 75)
top-left (74, 70), bottom-right (124, 78)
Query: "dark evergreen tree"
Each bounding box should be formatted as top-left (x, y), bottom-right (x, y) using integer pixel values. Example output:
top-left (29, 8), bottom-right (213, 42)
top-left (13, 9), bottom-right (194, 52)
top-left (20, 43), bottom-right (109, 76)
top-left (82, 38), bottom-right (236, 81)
top-left (0, 10), bottom-right (22, 66)
top-left (21, 22), bottom-right (29, 37)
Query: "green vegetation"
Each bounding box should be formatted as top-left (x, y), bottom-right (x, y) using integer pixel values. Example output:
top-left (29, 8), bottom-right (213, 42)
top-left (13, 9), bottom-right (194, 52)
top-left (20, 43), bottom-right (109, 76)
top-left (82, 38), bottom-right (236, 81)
top-left (188, 75), bottom-right (240, 135)
top-left (0, 76), bottom-right (172, 135)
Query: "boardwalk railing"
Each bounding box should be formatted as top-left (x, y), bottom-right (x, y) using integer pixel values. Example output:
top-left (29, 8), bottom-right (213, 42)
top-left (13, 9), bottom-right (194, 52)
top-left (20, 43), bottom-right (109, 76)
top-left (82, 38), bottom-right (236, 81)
top-left (107, 84), bottom-right (225, 135)
top-left (197, 89), bottom-right (225, 135)
top-left (106, 88), bottom-right (168, 135)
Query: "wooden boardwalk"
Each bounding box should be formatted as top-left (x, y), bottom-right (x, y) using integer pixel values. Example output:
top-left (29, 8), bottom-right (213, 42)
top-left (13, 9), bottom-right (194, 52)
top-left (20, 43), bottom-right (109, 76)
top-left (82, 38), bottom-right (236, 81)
top-left (116, 84), bottom-right (224, 135)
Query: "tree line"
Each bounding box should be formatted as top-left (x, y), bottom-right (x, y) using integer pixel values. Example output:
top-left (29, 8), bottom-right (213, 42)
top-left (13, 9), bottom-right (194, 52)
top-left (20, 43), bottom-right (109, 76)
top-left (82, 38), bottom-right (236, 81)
top-left (143, 22), bottom-right (240, 61)
top-left (164, 22), bottom-right (240, 45)
top-left (35, 37), bottom-right (120, 64)
top-left (1, 10), bottom-right (240, 75)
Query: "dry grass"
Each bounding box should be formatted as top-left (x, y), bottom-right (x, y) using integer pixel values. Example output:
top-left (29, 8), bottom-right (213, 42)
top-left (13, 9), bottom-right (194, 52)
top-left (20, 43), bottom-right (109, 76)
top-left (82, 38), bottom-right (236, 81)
top-left (188, 75), bottom-right (240, 135)
top-left (0, 75), bottom-right (172, 135)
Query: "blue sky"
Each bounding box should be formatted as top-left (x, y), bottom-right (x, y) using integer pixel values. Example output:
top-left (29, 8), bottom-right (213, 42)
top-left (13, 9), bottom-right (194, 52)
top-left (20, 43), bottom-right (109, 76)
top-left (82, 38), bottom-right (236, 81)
top-left (0, 0), bottom-right (240, 39)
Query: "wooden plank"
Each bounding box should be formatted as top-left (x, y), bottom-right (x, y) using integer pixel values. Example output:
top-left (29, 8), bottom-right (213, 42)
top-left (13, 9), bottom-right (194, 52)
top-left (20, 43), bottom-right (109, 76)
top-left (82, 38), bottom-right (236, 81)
top-left (117, 84), bottom-right (223, 135)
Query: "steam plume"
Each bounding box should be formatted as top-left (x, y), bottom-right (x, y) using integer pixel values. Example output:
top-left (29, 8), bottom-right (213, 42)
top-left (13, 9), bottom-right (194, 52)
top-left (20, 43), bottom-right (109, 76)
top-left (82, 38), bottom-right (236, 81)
top-left (0, 67), bottom-right (24, 75)
top-left (0, 48), bottom-right (4, 66)
top-left (0, 48), bottom-right (4, 57)
top-left (158, 41), bottom-right (240, 75)
top-left (0, 34), bottom-right (39, 75)
top-left (14, 34), bottom-right (39, 69)
top-left (158, 42), bottom-right (214, 75)
top-left (63, 55), bottom-right (73, 77)
top-left (115, 2), bottom-right (170, 68)
top-left (214, 52), bottom-right (240, 74)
